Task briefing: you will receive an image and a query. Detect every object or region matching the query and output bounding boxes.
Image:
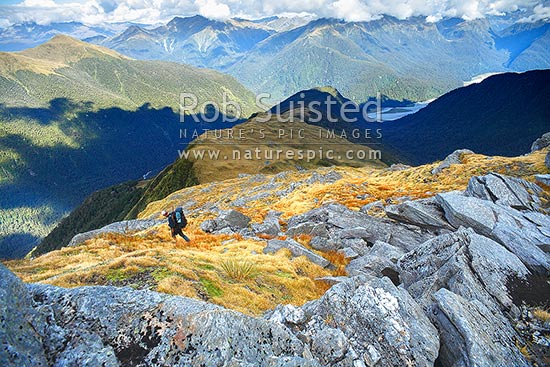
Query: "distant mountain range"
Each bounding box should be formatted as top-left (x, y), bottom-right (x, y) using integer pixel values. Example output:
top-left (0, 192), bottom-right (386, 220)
top-left (3, 15), bottom-right (547, 103)
top-left (0, 35), bottom-right (256, 259)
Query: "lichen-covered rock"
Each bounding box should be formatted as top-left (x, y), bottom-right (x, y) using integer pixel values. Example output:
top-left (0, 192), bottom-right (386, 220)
top-left (0, 264), bottom-right (48, 367)
top-left (299, 276), bottom-right (440, 367)
top-left (68, 219), bottom-right (163, 247)
top-left (22, 283), bottom-right (318, 367)
top-left (399, 229), bottom-right (532, 366)
top-left (399, 228), bottom-right (530, 313)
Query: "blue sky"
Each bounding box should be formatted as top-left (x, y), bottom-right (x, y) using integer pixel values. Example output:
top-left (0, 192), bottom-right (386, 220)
top-left (0, 0), bottom-right (549, 27)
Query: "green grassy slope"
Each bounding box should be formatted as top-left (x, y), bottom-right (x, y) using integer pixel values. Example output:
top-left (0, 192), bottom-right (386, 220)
top-left (0, 35), bottom-right (257, 259)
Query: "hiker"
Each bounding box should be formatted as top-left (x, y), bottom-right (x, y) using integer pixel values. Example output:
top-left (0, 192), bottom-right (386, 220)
top-left (162, 207), bottom-right (190, 243)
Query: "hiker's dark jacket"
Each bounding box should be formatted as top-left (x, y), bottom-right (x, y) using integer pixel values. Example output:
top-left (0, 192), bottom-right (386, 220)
top-left (167, 213), bottom-right (178, 229)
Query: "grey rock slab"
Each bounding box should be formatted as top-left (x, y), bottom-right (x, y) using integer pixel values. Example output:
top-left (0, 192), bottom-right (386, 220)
top-left (346, 241), bottom-right (405, 278)
top-left (385, 197), bottom-right (454, 230)
top-left (465, 173), bottom-right (542, 210)
top-left (287, 222), bottom-right (329, 238)
top-left (433, 288), bottom-right (530, 367)
top-left (218, 209), bottom-right (251, 230)
top-left (23, 281), bottom-right (315, 367)
top-left (0, 263), bottom-right (48, 367)
top-left (300, 276), bottom-right (439, 367)
top-left (68, 219), bottom-right (163, 247)
top-left (436, 191), bottom-right (550, 274)
top-left (399, 228), bottom-right (530, 313)
top-left (531, 132), bottom-right (550, 152)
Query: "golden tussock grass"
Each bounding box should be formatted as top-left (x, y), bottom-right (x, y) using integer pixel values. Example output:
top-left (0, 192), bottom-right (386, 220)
top-left (4, 149), bottom-right (549, 315)
top-left (533, 307), bottom-right (550, 323)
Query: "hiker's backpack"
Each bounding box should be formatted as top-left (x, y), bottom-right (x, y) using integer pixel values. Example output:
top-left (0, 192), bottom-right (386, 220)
top-left (175, 207), bottom-right (187, 228)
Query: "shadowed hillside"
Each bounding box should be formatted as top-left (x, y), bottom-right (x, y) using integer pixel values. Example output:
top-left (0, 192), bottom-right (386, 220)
top-left (0, 35), bottom-right (258, 259)
top-left (382, 69), bottom-right (550, 165)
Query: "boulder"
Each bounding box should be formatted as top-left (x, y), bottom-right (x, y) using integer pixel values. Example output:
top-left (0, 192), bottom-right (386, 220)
top-left (200, 210), bottom-right (251, 234)
top-left (200, 219), bottom-right (218, 233)
top-left (535, 173), bottom-right (550, 186)
top-left (431, 149), bottom-right (473, 175)
top-left (0, 264), bottom-right (48, 367)
top-left (399, 228), bottom-right (530, 313)
top-left (530, 132), bottom-right (550, 152)
top-left (433, 288), bottom-right (530, 367)
top-left (299, 276), bottom-right (439, 367)
top-left (218, 209), bottom-right (251, 230)
top-left (251, 212), bottom-right (281, 237)
top-left (546, 151), bottom-right (550, 169)
top-left (337, 247), bottom-right (360, 260)
top-left (287, 222), bottom-right (329, 238)
top-left (436, 192), bottom-right (550, 274)
top-left (264, 239), bottom-right (332, 268)
top-left (385, 197), bottom-right (454, 230)
top-left (309, 236), bottom-right (340, 252)
top-left (465, 173), bottom-right (542, 211)
top-left (68, 219), bottom-right (163, 247)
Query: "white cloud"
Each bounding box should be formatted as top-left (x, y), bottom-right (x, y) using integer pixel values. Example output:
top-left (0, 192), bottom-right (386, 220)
top-left (0, 0), bottom-right (548, 27)
top-left (196, 0), bottom-right (230, 19)
top-left (519, 3), bottom-right (550, 22)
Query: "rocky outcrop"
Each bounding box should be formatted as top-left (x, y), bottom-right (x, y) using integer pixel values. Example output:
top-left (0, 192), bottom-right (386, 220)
top-left (286, 203), bottom-right (436, 253)
top-left (68, 219), bottom-right (164, 247)
top-left (3, 171), bottom-right (549, 367)
top-left (385, 197), bottom-right (454, 230)
top-left (436, 192), bottom-right (550, 274)
top-left (251, 210), bottom-right (282, 236)
top-left (431, 149), bottom-right (473, 175)
top-left (0, 264), bottom-right (48, 367)
top-left (272, 276), bottom-right (440, 367)
top-left (398, 228), bottom-right (533, 366)
top-left (200, 209), bottom-right (251, 234)
top-left (531, 132), bottom-right (550, 152)
top-left (433, 288), bottom-right (530, 367)
top-left (1, 263), bottom-right (320, 367)
top-left (465, 172), bottom-right (543, 211)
